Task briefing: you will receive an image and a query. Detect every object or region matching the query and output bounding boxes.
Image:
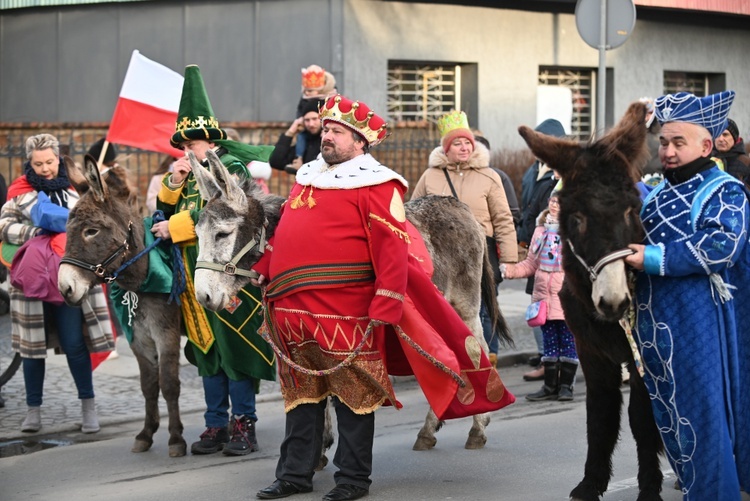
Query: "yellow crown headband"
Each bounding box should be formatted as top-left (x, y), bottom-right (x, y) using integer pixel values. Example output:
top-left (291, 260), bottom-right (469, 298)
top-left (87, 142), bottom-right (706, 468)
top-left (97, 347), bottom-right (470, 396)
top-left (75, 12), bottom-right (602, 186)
top-left (437, 110), bottom-right (470, 138)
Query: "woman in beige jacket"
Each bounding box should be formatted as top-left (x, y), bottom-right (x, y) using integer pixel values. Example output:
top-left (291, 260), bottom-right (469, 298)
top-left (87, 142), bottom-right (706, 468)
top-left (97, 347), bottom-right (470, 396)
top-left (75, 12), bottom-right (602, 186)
top-left (411, 111), bottom-right (517, 363)
top-left (411, 114), bottom-right (517, 264)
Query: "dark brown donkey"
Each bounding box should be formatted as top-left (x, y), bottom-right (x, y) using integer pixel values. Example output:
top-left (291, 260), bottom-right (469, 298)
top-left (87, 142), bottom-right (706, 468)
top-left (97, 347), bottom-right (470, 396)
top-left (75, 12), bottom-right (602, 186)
top-left (57, 155), bottom-right (186, 457)
top-left (518, 101), bottom-right (664, 501)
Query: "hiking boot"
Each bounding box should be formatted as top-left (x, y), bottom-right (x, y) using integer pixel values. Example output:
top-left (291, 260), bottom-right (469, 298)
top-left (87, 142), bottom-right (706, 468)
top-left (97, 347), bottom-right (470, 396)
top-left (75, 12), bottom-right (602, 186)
top-left (223, 415), bottom-right (258, 456)
top-left (191, 426), bottom-right (229, 454)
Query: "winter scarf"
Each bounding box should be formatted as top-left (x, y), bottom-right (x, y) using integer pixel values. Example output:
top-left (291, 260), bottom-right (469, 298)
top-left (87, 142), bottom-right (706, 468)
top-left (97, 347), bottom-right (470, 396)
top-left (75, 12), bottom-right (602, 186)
top-left (24, 159), bottom-right (71, 207)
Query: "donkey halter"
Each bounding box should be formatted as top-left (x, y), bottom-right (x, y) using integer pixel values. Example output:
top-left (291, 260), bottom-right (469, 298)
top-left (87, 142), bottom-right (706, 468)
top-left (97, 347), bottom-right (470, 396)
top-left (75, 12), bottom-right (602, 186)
top-left (60, 221), bottom-right (134, 284)
top-left (566, 239), bottom-right (635, 283)
top-left (195, 224), bottom-right (266, 280)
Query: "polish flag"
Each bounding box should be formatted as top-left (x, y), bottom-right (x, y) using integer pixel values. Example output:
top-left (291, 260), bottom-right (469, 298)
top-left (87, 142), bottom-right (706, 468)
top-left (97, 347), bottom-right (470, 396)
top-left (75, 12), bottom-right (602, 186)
top-left (107, 50), bottom-right (184, 158)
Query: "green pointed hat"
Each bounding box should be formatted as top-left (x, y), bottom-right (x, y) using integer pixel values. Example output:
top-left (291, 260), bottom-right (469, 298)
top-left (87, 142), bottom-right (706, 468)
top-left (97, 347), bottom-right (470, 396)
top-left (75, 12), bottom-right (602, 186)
top-left (170, 65), bottom-right (227, 148)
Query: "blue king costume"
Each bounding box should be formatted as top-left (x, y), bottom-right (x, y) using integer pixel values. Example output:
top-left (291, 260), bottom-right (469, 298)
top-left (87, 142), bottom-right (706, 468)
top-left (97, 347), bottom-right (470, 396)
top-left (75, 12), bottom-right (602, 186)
top-left (634, 90), bottom-right (750, 499)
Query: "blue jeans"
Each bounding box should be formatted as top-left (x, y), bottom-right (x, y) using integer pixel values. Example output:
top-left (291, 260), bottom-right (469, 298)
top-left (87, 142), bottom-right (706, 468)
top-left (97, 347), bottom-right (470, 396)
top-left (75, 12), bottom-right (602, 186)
top-left (294, 130), bottom-right (309, 159)
top-left (480, 301), bottom-right (500, 355)
top-left (23, 302), bottom-right (93, 407)
top-left (202, 370), bottom-right (257, 427)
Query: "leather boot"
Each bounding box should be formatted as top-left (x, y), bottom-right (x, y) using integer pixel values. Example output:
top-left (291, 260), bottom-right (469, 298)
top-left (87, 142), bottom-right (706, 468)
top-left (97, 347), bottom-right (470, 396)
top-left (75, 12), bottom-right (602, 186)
top-left (558, 361), bottom-right (579, 401)
top-left (22, 406), bottom-right (41, 432)
top-left (526, 361), bottom-right (559, 401)
top-left (81, 398), bottom-right (100, 433)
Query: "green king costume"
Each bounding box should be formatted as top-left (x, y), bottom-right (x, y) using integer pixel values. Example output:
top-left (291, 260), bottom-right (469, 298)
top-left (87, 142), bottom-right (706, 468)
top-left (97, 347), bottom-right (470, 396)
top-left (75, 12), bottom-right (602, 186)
top-left (157, 65), bottom-right (275, 384)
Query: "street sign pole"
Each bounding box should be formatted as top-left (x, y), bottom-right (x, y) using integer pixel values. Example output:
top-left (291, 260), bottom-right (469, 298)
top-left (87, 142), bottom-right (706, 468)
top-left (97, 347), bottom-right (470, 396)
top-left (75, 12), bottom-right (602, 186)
top-left (598, 0), bottom-right (607, 138)
top-left (575, 0), bottom-right (635, 137)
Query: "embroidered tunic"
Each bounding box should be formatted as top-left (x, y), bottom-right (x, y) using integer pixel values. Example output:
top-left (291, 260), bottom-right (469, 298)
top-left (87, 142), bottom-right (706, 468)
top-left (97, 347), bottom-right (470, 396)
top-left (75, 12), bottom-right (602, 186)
top-left (635, 165), bottom-right (750, 499)
top-left (157, 150), bottom-right (275, 383)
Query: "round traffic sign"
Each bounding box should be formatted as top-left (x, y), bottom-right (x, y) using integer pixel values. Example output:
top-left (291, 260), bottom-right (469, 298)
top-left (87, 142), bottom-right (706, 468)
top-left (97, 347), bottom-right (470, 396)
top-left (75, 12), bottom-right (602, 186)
top-left (576, 0), bottom-right (636, 50)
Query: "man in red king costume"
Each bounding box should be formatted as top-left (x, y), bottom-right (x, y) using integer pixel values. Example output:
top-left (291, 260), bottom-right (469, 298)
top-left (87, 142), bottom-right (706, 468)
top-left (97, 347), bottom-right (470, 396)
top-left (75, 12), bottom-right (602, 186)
top-left (254, 95), bottom-right (514, 501)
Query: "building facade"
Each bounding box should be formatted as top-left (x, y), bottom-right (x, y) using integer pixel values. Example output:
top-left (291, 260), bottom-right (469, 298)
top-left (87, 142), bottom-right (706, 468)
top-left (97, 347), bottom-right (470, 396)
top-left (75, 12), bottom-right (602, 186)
top-left (1, 0), bottom-right (748, 149)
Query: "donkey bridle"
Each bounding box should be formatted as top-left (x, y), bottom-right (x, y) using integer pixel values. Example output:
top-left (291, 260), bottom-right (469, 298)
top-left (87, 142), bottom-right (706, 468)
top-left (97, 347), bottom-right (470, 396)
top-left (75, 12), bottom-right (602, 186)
top-left (60, 221), bottom-right (135, 283)
top-left (195, 225), bottom-right (266, 280)
top-left (566, 239), bottom-right (635, 283)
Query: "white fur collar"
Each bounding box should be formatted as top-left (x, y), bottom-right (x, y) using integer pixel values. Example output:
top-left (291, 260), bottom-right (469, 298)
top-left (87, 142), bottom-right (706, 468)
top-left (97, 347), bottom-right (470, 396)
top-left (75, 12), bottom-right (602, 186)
top-left (428, 142), bottom-right (491, 171)
top-left (295, 153), bottom-right (408, 190)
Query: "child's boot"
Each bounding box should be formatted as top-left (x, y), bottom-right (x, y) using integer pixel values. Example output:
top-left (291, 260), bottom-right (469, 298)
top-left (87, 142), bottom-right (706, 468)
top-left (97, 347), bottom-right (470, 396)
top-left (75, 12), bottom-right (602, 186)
top-left (526, 361), bottom-right (559, 401)
top-left (557, 361), bottom-right (579, 401)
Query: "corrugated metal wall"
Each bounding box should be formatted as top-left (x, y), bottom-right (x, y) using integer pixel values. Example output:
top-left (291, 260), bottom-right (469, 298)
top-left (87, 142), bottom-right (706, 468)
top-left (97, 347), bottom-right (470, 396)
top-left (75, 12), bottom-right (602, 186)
top-left (0, 0), bottom-right (343, 123)
top-left (0, 0), bottom-right (149, 9)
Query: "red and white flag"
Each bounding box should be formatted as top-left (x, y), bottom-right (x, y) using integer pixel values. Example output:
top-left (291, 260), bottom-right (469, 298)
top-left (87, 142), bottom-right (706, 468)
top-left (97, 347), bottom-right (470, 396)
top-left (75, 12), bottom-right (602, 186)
top-left (107, 50), bottom-right (184, 158)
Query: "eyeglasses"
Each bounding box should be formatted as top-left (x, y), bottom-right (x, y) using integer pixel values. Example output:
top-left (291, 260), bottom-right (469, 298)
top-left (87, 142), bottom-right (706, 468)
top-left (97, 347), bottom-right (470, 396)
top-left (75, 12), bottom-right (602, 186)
top-left (548, 199), bottom-right (560, 207)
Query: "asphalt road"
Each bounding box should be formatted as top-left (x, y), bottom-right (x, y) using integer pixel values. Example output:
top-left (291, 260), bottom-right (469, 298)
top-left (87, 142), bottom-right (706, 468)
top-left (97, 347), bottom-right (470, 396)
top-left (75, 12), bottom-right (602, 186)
top-left (1, 363), bottom-right (706, 501)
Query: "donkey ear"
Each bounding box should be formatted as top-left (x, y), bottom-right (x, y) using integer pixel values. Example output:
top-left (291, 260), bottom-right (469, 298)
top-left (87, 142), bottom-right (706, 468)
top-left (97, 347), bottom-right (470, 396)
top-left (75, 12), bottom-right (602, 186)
top-left (188, 151), bottom-right (219, 201)
top-left (599, 101), bottom-right (650, 178)
top-left (64, 156), bottom-right (88, 194)
top-left (204, 149), bottom-right (246, 204)
top-left (518, 126), bottom-right (581, 179)
top-left (83, 154), bottom-right (108, 202)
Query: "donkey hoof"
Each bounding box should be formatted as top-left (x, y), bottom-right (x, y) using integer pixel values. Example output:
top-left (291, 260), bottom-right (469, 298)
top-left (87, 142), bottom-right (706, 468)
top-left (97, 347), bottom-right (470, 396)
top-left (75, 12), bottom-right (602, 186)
top-left (131, 439), bottom-right (152, 453)
top-left (168, 441), bottom-right (187, 457)
top-left (464, 435), bottom-right (487, 450)
top-left (412, 435), bottom-right (437, 451)
top-left (314, 454), bottom-right (328, 471)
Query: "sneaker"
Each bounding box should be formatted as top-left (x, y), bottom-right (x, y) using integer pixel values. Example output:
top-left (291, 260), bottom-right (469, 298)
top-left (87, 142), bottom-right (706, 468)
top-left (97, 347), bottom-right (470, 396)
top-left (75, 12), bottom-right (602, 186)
top-left (190, 426), bottom-right (229, 455)
top-left (223, 415), bottom-right (258, 456)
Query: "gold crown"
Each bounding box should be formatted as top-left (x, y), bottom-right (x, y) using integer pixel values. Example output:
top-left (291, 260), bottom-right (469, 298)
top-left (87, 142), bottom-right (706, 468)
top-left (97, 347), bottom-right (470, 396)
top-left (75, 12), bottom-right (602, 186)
top-left (319, 95), bottom-right (388, 146)
top-left (175, 115), bottom-right (220, 131)
top-left (437, 110), bottom-right (470, 138)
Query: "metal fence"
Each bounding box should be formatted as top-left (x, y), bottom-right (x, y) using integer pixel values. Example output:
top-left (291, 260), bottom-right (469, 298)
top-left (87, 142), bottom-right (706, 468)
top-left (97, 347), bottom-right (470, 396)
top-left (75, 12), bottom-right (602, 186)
top-left (0, 124), bottom-right (533, 204)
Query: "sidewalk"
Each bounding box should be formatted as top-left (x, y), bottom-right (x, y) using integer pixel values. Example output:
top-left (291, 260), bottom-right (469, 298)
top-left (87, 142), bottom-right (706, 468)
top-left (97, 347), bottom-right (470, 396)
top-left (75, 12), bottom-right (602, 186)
top-left (0, 280), bottom-right (537, 441)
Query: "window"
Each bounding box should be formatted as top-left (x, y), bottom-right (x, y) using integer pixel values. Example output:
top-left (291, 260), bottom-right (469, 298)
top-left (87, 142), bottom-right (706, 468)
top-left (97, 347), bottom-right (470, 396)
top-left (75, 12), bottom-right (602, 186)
top-left (663, 71), bottom-right (707, 96)
top-left (387, 62), bottom-right (477, 125)
top-left (538, 67), bottom-right (594, 140)
top-left (663, 71), bottom-right (726, 96)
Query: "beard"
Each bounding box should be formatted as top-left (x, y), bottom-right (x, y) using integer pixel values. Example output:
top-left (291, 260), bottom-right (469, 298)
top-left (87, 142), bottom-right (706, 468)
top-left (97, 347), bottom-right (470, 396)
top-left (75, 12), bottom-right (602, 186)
top-left (321, 143), bottom-right (350, 165)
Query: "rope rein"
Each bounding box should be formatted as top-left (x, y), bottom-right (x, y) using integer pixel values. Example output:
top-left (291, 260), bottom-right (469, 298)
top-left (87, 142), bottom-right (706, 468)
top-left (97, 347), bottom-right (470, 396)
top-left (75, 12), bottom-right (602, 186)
top-left (260, 319), bottom-right (465, 386)
top-left (60, 210), bottom-right (187, 305)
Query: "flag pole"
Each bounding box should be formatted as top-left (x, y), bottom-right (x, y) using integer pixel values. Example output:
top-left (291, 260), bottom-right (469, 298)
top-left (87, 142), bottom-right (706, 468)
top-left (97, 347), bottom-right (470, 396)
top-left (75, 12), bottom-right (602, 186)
top-left (97, 140), bottom-right (110, 171)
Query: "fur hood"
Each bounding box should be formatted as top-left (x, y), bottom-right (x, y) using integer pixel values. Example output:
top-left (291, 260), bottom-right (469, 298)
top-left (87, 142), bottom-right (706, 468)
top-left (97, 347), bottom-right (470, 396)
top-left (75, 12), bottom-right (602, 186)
top-left (535, 208), bottom-right (553, 226)
top-left (428, 141), bottom-right (491, 171)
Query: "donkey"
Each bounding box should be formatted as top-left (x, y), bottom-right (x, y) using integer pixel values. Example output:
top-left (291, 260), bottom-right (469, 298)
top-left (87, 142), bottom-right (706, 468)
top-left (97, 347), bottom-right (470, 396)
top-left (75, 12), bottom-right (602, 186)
top-left (188, 150), bottom-right (511, 452)
top-left (518, 101), bottom-right (664, 501)
top-left (57, 155), bottom-right (186, 457)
